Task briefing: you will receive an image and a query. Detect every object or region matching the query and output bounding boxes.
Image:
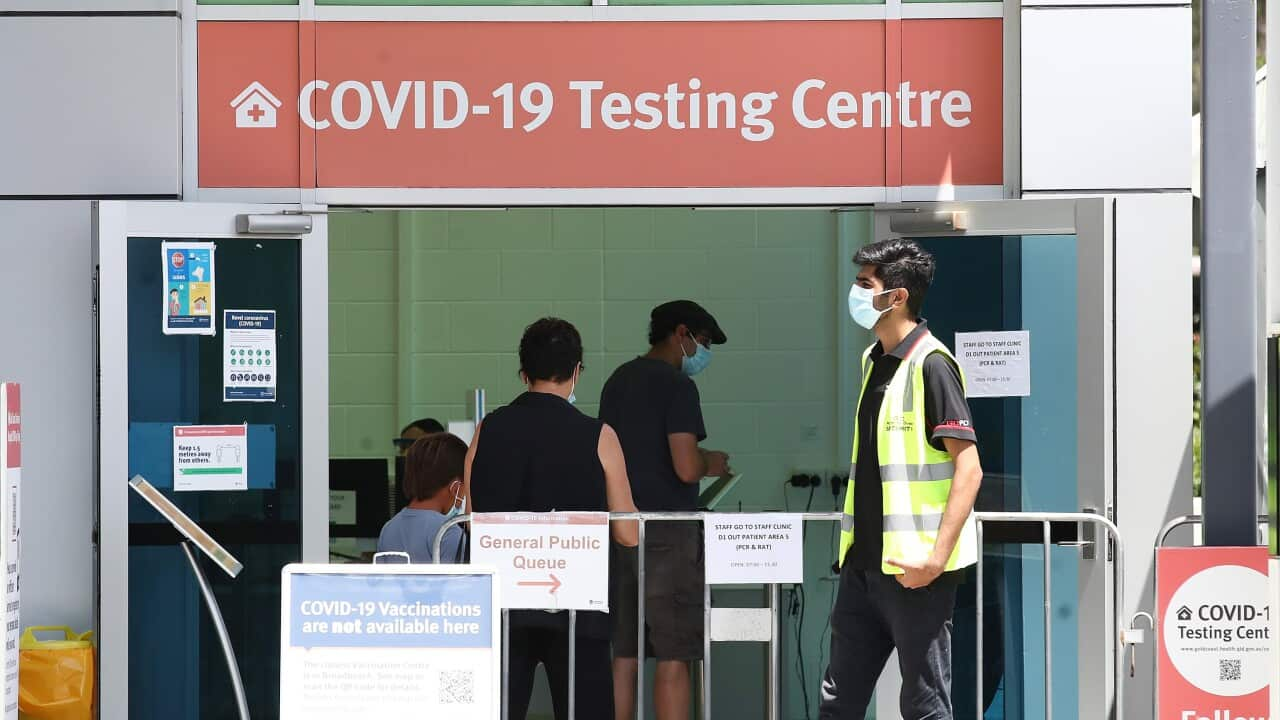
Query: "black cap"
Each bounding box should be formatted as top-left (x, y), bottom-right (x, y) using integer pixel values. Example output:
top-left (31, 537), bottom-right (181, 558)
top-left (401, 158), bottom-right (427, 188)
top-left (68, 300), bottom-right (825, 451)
top-left (650, 300), bottom-right (727, 345)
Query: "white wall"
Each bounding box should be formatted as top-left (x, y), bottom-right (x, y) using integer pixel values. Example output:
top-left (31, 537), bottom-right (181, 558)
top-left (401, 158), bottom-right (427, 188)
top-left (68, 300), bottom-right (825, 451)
top-left (1021, 6), bottom-right (1193, 193)
top-left (0, 8), bottom-right (185, 638)
top-left (0, 202), bottom-right (96, 632)
top-left (0, 1), bottom-right (175, 9)
top-left (1021, 3), bottom-right (1194, 716)
top-left (0, 14), bottom-right (180, 196)
top-left (1115, 193), bottom-right (1195, 720)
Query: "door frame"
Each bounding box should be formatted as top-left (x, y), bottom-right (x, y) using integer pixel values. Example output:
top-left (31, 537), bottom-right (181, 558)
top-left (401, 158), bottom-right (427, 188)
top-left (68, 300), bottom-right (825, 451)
top-left (870, 197), bottom-right (1116, 718)
top-left (92, 201), bottom-right (329, 720)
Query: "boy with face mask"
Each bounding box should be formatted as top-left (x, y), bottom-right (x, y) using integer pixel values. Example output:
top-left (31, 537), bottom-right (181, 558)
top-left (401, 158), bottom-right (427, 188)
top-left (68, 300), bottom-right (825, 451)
top-left (377, 432), bottom-right (469, 563)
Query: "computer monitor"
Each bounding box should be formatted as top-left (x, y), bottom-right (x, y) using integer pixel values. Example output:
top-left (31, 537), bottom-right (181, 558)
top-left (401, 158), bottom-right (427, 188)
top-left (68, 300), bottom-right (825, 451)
top-left (329, 458), bottom-right (391, 539)
top-left (393, 456), bottom-right (408, 515)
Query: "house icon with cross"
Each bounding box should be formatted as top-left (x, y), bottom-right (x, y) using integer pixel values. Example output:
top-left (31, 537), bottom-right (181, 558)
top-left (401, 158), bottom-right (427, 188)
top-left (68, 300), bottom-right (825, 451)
top-left (230, 82), bottom-right (282, 129)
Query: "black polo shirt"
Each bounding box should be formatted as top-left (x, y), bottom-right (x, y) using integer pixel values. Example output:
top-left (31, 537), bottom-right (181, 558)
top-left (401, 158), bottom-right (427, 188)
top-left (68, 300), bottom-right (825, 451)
top-left (844, 320), bottom-right (977, 571)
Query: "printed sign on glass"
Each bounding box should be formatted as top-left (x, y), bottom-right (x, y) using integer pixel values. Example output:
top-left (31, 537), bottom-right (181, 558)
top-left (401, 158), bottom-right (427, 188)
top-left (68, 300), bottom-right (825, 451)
top-left (223, 310), bottom-right (277, 402)
top-left (955, 330), bottom-right (1031, 398)
top-left (173, 425), bottom-right (248, 492)
top-left (162, 241), bottom-right (216, 335)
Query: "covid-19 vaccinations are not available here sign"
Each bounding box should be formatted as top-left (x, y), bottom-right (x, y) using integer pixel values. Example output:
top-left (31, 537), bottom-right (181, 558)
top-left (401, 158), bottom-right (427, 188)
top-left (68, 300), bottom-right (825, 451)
top-left (279, 566), bottom-right (500, 720)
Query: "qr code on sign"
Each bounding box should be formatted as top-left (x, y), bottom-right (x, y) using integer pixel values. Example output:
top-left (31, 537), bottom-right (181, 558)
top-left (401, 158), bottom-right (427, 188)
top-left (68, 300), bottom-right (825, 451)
top-left (440, 670), bottom-right (475, 704)
top-left (1219, 659), bottom-right (1242, 682)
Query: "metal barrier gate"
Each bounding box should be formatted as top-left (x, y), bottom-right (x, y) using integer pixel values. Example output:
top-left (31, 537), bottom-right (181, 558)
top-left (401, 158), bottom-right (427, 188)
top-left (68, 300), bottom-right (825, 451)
top-left (433, 510), bottom-right (1126, 720)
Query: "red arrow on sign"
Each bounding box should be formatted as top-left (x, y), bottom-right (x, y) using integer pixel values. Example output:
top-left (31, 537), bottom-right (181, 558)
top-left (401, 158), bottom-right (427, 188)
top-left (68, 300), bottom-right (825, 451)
top-left (517, 573), bottom-right (562, 594)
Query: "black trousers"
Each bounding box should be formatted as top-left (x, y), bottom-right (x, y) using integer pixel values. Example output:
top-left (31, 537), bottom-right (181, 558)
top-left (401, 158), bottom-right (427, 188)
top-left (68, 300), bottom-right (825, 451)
top-left (819, 567), bottom-right (960, 720)
top-left (507, 626), bottom-right (615, 720)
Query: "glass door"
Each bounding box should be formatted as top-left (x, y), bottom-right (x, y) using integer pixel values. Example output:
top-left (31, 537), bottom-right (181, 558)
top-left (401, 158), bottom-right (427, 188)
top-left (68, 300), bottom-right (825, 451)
top-left (94, 202), bottom-right (329, 719)
top-left (869, 198), bottom-right (1115, 719)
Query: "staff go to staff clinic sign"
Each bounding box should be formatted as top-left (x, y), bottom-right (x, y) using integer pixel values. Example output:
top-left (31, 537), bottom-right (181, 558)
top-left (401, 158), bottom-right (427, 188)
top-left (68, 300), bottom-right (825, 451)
top-left (197, 19), bottom-right (1002, 191)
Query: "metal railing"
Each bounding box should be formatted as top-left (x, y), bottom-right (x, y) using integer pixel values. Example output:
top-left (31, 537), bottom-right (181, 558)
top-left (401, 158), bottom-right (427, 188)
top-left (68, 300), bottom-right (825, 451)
top-left (430, 510), bottom-right (1127, 720)
top-left (1155, 513), bottom-right (1269, 548)
top-left (974, 512), bottom-right (1126, 720)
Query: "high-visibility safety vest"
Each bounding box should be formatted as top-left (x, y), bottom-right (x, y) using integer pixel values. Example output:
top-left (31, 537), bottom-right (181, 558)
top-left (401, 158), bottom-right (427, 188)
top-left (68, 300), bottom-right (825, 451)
top-left (838, 331), bottom-right (978, 575)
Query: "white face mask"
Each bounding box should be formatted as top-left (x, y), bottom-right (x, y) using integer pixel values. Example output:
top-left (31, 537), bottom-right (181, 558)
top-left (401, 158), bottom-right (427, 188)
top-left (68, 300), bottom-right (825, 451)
top-left (847, 285), bottom-right (896, 330)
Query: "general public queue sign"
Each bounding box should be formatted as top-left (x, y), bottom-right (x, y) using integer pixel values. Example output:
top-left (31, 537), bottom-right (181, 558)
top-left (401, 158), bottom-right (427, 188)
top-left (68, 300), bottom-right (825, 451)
top-left (198, 19), bottom-right (1002, 191)
top-left (470, 513), bottom-right (610, 611)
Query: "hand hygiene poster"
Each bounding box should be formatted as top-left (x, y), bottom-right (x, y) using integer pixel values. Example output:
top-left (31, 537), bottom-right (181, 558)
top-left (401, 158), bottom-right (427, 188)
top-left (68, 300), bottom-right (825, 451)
top-left (163, 241), bottom-right (216, 335)
top-left (280, 568), bottom-right (498, 720)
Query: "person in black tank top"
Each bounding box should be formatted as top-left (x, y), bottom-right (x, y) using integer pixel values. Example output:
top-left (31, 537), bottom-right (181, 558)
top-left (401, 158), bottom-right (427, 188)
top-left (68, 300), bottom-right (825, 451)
top-left (465, 318), bottom-right (639, 720)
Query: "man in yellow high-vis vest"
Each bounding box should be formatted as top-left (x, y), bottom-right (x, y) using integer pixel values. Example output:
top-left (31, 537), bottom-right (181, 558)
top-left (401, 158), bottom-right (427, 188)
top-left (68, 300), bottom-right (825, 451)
top-left (818, 239), bottom-right (983, 720)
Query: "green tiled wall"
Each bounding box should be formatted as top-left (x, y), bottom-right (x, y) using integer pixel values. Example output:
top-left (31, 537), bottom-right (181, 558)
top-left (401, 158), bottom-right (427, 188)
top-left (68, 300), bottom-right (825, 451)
top-left (330, 208), bottom-right (853, 501)
top-left (609, 0), bottom-right (883, 5)
top-left (328, 207), bottom-right (873, 718)
top-left (317, 0), bottom-right (591, 5)
top-left (205, 0), bottom-right (992, 7)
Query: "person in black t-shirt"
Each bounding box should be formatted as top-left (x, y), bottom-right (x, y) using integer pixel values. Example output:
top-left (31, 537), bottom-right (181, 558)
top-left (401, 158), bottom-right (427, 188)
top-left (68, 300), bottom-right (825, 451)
top-left (819, 240), bottom-right (982, 720)
top-left (465, 318), bottom-right (640, 720)
top-left (599, 300), bottom-right (730, 720)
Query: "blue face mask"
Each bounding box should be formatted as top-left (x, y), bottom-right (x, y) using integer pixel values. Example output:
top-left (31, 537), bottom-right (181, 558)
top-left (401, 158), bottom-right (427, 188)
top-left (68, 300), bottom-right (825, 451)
top-left (681, 336), bottom-right (712, 376)
top-left (444, 484), bottom-right (463, 520)
top-left (847, 285), bottom-right (895, 330)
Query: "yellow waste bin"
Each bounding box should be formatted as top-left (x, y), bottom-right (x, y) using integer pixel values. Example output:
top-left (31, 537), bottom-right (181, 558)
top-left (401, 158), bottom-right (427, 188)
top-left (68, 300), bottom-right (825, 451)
top-left (18, 627), bottom-right (94, 720)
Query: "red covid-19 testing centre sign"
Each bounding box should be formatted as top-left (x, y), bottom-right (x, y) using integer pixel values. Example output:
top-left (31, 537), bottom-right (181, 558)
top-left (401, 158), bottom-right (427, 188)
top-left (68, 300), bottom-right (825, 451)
top-left (1158, 546), bottom-right (1273, 720)
top-left (197, 19), bottom-right (1002, 191)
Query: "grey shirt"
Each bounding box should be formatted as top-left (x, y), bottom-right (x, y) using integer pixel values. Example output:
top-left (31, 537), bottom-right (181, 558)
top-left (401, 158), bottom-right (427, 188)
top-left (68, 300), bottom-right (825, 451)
top-left (377, 508), bottom-right (464, 564)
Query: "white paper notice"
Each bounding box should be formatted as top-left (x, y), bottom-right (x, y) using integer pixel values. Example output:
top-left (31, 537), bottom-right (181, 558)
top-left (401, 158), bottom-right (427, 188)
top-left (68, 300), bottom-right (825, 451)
top-left (173, 425), bottom-right (248, 492)
top-left (223, 310), bottom-right (277, 402)
top-left (954, 331), bottom-right (1031, 398)
top-left (329, 491), bottom-right (357, 526)
top-left (470, 513), bottom-right (609, 611)
top-left (704, 513), bottom-right (803, 585)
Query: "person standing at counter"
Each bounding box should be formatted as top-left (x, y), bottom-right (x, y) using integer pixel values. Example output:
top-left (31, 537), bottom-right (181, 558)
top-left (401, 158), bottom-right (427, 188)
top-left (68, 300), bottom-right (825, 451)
top-left (600, 300), bottom-right (730, 720)
top-left (820, 239), bottom-right (983, 720)
top-left (394, 417), bottom-right (445, 456)
top-left (465, 317), bottom-right (640, 720)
